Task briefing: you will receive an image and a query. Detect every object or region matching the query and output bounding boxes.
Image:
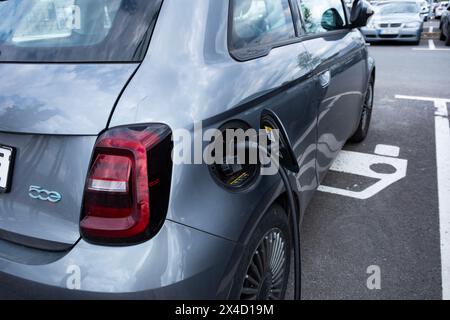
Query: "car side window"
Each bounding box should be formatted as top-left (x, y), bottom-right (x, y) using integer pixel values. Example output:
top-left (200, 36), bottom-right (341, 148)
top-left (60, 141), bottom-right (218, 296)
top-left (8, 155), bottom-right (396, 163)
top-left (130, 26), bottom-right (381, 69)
top-left (298, 0), bottom-right (347, 34)
top-left (230, 0), bottom-right (296, 51)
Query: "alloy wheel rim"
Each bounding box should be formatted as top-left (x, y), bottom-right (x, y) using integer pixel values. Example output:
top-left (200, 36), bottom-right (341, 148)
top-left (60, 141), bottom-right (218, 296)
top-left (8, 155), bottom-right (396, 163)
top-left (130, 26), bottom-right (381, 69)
top-left (240, 229), bottom-right (287, 300)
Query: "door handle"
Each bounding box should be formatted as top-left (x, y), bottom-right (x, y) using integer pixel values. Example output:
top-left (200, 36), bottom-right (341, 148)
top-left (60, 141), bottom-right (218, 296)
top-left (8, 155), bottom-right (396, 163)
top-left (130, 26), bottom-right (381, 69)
top-left (319, 70), bottom-right (331, 88)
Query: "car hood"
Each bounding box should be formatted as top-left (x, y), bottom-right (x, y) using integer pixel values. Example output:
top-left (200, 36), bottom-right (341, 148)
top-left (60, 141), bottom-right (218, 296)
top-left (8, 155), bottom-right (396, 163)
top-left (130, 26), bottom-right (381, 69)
top-left (371, 13), bottom-right (422, 23)
top-left (0, 64), bottom-right (138, 135)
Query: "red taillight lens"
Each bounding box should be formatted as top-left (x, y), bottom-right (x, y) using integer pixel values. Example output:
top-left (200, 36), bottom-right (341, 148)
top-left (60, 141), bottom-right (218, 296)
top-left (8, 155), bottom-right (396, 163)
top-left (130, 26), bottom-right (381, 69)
top-left (80, 124), bottom-right (172, 244)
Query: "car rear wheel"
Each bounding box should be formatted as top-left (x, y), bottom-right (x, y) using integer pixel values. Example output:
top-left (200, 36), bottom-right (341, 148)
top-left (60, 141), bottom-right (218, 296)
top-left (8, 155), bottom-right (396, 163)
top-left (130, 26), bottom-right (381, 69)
top-left (231, 204), bottom-right (291, 300)
top-left (349, 77), bottom-right (374, 143)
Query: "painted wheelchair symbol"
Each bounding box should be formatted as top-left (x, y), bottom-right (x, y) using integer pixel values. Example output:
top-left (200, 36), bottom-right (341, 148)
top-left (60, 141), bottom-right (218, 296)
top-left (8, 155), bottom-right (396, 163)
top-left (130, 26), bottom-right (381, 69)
top-left (318, 144), bottom-right (408, 200)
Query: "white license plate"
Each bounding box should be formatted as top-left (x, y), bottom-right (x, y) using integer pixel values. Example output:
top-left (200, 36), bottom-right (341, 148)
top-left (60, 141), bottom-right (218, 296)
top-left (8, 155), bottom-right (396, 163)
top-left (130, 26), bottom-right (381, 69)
top-left (381, 28), bottom-right (399, 35)
top-left (0, 145), bottom-right (15, 193)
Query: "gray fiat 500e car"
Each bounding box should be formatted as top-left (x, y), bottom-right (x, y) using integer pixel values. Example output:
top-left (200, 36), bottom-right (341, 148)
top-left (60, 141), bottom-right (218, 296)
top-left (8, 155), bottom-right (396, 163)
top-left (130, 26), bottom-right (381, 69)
top-left (0, 0), bottom-right (375, 299)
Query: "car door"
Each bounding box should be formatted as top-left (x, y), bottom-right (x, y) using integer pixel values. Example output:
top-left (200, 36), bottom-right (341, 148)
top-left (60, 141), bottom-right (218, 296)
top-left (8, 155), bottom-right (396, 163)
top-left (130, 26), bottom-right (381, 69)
top-left (296, 0), bottom-right (367, 182)
top-left (227, 0), bottom-right (321, 208)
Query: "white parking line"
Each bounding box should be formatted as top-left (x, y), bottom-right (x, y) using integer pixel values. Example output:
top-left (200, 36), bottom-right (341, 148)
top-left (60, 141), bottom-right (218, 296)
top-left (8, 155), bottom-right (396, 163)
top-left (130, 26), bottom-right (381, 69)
top-left (396, 95), bottom-right (450, 300)
top-left (375, 144), bottom-right (400, 157)
top-left (413, 39), bottom-right (450, 51)
top-left (413, 48), bottom-right (450, 51)
top-left (411, 38), bottom-right (450, 51)
top-left (429, 39), bottom-right (436, 50)
top-left (429, 26), bottom-right (434, 32)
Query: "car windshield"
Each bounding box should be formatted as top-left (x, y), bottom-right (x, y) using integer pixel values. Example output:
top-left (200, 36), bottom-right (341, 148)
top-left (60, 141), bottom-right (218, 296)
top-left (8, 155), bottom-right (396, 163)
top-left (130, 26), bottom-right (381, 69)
top-left (0, 0), bottom-right (162, 62)
top-left (378, 2), bottom-right (420, 14)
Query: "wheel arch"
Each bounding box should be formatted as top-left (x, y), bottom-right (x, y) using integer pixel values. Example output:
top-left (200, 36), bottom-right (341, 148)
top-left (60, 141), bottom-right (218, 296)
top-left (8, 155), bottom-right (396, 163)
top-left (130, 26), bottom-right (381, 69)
top-left (368, 56), bottom-right (376, 86)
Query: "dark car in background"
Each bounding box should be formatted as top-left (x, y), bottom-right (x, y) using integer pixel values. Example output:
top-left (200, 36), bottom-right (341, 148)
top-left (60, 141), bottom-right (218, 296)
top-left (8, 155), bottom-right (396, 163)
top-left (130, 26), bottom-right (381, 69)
top-left (0, 0), bottom-right (375, 299)
top-left (439, 3), bottom-right (450, 45)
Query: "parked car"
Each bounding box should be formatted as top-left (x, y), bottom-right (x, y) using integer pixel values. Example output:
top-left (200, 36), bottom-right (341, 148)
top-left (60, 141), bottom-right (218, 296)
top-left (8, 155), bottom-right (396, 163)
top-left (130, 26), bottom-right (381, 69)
top-left (436, 1), bottom-right (450, 17)
top-left (439, 3), bottom-right (450, 44)
top-left (433, 1), bottom-right (440, 13)
top-left (361, 0), bottom-right (424, 44)
top-left (417, 0), bottom-right (431, 21)
top-left (0, 0), bottom-right (375, 299)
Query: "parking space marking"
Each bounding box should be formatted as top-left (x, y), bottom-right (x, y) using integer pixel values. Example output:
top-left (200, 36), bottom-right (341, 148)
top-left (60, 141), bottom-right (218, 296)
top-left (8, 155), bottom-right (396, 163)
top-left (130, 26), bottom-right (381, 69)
top-left (375, 144), bottom-right (400, 157)
top-left (413, 39), bottom-right (450, 51)
top-left (429, 39), bottom-right (436, 50)
top-left (318, 147), bottom-right (408, 200)
top-left (395, 95), bottom-right (450, 300)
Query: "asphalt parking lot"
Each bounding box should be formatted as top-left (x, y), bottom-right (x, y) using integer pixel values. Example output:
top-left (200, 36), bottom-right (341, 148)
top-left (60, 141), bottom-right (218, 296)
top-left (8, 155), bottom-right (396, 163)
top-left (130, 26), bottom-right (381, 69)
top-left (292, 20), bottom-right (450, 300)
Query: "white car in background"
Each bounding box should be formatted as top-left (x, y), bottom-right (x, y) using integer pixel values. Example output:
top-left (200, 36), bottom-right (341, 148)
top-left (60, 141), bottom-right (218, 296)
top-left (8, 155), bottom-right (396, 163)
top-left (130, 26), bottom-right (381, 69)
top-left (417, 1), bottom-right (430, 20)
top-left (361, 0), bottom-right (424, 44)
top-left (373, 0), bottom-right (430, 20)
top-left (436, 1), bottom-right (450, 18)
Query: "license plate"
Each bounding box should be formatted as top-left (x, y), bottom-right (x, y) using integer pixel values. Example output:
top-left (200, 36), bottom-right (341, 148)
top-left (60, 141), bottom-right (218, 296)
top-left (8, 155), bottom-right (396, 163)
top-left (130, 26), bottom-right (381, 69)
top-left (381, 28), bottom-right (399, 35)
top-left (0, 145), bottom-right (15, 193)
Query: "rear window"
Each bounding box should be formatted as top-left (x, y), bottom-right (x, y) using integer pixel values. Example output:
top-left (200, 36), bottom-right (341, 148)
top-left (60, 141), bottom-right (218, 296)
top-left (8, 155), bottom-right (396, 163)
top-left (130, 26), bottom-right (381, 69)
top-left (0, 0), bottom-right (163, 62)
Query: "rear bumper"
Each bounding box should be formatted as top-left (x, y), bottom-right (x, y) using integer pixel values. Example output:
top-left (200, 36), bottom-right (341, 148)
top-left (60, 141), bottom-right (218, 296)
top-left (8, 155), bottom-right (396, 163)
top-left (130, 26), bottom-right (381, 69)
top-left (0, 220), bottom-right (238, 299)
top-left (361, 27), bottom-right (422, 42)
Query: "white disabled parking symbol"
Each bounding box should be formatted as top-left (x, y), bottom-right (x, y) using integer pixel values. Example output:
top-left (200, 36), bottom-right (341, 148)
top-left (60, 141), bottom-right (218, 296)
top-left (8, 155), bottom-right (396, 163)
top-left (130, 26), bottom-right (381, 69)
top-left (318, 144), bottom-right (408, 200)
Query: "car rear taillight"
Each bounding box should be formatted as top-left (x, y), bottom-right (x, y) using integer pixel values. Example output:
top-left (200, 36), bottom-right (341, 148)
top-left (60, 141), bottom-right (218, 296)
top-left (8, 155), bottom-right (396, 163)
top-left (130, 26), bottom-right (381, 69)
top-left (80, 124), bottom-right (173, 245)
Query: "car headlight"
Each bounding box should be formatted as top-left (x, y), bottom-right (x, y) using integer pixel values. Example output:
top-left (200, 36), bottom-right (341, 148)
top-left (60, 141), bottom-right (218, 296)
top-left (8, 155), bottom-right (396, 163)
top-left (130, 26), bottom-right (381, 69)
top-left (404, 22), bottom-right (421, 28)
top-left (366, 21), bottom-right (376, 29)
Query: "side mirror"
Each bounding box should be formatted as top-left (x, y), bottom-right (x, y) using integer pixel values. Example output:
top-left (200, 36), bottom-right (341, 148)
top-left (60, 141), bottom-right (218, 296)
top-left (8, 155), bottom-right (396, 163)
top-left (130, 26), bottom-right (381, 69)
top-left (350, 0), bottom-right (375, 28)
top-left (321, 8), bottom-right (345, 31)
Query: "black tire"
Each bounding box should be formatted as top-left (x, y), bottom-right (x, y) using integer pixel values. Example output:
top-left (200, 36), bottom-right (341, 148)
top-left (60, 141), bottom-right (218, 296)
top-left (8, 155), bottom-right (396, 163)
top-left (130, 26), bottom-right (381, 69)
top-left (349, 77), bottom-right (374, 143)
top-left (446, 33), bottom-right (450, 46)
top-left (230, 204), bottom-right (291, 300)
top-left (440, 29), bottom-right (446, 41)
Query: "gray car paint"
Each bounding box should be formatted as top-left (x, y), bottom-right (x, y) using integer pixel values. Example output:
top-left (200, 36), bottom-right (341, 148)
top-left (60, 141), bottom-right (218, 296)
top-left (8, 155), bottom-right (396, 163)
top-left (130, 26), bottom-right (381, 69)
top-left (0, 64), bottom-right (139, 248)
top-left (0, 220), bottom-right (236, 299)
top-left (0, 134), bottom-right (96, 249)
top-left (0, 0), bottom-right (374, 298)
top-left (0, 64), bottom-right (138, 135)
top-left (303, 31), bottom-right (367, 182)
